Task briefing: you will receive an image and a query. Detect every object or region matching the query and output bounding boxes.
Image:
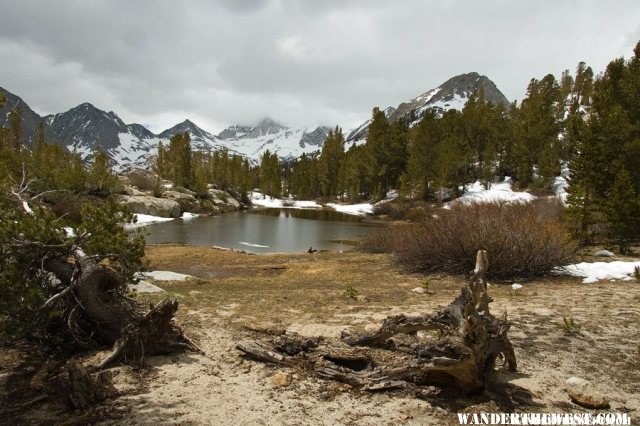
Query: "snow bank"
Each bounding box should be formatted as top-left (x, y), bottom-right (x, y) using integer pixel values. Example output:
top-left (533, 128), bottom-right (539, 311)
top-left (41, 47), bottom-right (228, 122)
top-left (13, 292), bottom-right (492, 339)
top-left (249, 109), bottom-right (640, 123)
top-left (250, 191), bottom-right (374, 216)
top-left (136, 271), bottom-right (194, 281)
top-left (125, 214), bottom-right (175, 229)
top-left (326, 202), bottom-right (373, 216)
top-left (553, 164), bottom-right (570, 204)
top-left (250, 192), bottom-right (322, 209)
top-left (181, 212), bottom-right (200, 220)
top-left (449, 177), bottom-right (536, 206)
top-left (555, 261), bottom-right (640, 283)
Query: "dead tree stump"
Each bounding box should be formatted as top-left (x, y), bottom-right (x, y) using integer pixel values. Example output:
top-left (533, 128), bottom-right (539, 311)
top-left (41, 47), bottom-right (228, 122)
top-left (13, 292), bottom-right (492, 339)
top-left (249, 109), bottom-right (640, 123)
top-left (237, 250), bottom-right (516, 394)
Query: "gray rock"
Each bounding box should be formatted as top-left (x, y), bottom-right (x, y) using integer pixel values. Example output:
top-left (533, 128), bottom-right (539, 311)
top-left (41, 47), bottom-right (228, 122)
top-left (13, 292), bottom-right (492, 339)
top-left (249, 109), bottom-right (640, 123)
top-left (565, 377), bottom-right (609, 409)
top-left (593, 250), bottom-right (615, 257)
top-left (129, 280), bottom-right (165, 293)
top-left (123, 185), bottom-right (147, 196)
top-left (118, 195), bottom-right (181, 218)
top-left (163, 190), bottom-right (197, 203)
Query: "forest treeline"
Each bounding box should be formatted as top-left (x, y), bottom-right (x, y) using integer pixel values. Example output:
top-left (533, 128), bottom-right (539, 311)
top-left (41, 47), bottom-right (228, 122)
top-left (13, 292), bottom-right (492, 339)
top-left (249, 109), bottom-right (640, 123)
top-left (2, 43), bottom-right (640, 251)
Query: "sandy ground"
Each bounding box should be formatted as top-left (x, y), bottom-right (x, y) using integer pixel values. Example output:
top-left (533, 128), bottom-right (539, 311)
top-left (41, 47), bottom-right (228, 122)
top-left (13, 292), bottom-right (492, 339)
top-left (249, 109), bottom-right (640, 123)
top-left (2, 245), bottom-right (639, 425)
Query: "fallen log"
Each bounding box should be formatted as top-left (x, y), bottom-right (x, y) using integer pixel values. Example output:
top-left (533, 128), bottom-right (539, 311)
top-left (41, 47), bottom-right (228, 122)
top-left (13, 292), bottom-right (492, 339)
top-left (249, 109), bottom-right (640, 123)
top-left (236, 250), bottom-right (516, 394)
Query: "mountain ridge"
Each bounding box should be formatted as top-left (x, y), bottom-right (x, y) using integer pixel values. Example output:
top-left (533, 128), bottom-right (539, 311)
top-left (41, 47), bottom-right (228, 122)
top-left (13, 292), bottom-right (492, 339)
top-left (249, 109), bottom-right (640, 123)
top-left (0, 72), bottom-right (509, 167)
top-left (347, 72), bottom-right (510, 142)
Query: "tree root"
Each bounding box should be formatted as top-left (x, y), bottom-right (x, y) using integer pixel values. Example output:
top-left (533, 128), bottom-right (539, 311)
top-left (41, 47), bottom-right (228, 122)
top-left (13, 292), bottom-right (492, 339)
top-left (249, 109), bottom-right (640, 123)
top-left (237, 250), bottom-right (517, 395)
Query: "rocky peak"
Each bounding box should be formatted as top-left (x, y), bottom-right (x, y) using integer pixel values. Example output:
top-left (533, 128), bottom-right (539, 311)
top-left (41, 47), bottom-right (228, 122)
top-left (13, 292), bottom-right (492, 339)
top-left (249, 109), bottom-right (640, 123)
top-left (348, 72), bottom-right (510, 142)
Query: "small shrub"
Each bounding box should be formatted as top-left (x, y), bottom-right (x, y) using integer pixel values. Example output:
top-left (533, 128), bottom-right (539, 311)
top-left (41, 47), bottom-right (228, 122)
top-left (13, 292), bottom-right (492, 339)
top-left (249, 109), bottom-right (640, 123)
top-left (560, 316), bottom-right (581, 334)
top-left (634, 266), bottom-right (640, 283)
top-left (422, 278), bottom-right (431, 292)
top-left (368, 202), bottom-right (576, 280)
top-left (342, 285), bottom-right (359, 300)
top-left (127, 171), bottom-right (157, 192)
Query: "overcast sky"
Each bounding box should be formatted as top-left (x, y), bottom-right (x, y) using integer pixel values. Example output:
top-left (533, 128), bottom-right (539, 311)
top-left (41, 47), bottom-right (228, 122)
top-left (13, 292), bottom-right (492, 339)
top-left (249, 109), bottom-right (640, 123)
top-left (1, 0), bottom-right (639, 134)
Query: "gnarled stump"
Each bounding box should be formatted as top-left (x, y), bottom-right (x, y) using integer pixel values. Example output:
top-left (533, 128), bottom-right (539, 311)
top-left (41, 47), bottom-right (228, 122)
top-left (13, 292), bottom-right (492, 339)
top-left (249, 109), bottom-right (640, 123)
top-left (237, 250), bottom-right (516, 394)
top-left (42, 250), bottom-right (201, 368)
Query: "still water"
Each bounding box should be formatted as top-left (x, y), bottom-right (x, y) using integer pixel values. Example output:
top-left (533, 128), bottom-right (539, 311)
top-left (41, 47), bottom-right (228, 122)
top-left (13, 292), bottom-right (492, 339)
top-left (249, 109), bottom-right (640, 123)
top-left (144, 208), bottom-right (375, 253)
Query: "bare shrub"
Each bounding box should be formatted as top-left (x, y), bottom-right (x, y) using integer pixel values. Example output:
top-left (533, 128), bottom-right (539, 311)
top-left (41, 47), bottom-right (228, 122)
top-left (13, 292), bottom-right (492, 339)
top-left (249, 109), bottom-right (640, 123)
top-left (361, 223), bottom-right (414, 253)
top-left (370, 202), bottom-right (576, 280)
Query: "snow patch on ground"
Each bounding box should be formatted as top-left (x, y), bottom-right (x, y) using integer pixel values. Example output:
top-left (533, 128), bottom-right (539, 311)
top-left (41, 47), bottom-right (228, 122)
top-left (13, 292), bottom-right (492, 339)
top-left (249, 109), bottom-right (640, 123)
top-left (448, 177), bottom-right (536, 207)
top-left (250, 192), bottom-right (322, 209)
top-left (136, 271), bottom-right (194, 281)
top-left (326, 203), bottom-right (373, 216)
top-left (250, 191), bottom-right (374, 216)
top-left (555, 261), bottom-right (640, 284)
top-left (125, 214), bottom-right (175, 229)
top-left (553, 163), bottom-right (570, 204)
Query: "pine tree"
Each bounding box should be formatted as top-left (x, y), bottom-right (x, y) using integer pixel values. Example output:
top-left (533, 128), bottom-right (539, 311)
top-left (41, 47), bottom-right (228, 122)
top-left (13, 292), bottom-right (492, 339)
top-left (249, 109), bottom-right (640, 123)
top-left (167, 132), bottom-right (193, 189)
top-left (87, 150), bottom-right (120, 196)
top-left (8, 106), bottom-right (22, 153)
top-left (603, 168), bottom-right (640, 254)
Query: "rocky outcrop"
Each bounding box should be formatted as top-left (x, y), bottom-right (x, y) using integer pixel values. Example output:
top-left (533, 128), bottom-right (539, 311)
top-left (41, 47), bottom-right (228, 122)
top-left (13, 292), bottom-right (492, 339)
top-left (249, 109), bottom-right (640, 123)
top-left (118, 195), bottom-right (181, 218)
top-left (208, 189), bottom-right (241, 209)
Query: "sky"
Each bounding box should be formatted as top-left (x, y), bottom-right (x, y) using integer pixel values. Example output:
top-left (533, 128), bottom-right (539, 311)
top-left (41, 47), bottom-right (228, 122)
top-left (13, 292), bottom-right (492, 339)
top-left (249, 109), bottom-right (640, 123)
top-left (1, 0), bottom-right (640, 134)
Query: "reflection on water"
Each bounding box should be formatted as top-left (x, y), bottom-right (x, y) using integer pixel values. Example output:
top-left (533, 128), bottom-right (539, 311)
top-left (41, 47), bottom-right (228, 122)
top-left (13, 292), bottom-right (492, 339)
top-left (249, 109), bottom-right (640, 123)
top-left (144, 208), bottom-right (374, 253)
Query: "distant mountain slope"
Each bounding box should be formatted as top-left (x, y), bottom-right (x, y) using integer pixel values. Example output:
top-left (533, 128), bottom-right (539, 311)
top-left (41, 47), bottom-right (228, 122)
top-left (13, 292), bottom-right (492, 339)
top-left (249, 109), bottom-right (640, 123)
top-left (215, 118), bottom-right (331, 161)
top-left (0, 87), bottom-right (52, 147)
top-left (347, 72), bottom-right (510, 143)
top-left (1, 72), bottom-right (509, 168)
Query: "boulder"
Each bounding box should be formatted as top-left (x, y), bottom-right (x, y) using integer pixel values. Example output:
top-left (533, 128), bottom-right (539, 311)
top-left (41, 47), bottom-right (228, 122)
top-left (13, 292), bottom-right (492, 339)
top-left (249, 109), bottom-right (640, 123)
top-left (565, 377), bottom-right (609, 409)
top-left (118, 195), bottom-right (181, 218)
top-left (208, 189), bottom-right (241, 208)
top-left (123, 185), bottom-right (148, 197)
top-left (593, 250), bottom-right (615, 257)
top-left (163, 190), bottom-right (197, 203)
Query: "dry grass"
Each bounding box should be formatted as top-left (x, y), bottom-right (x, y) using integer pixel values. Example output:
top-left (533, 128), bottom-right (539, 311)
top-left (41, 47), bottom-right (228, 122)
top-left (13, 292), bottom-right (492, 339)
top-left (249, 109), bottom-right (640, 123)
top-left (141, 245), bottom-right (430, 323)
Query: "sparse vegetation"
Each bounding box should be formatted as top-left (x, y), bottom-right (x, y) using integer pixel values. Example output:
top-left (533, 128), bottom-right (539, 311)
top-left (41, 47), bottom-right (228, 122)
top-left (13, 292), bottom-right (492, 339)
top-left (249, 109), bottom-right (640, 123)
top-left (342, 285), bottom-right (360, 300)
top-left (560, 316), bottom-right (581, 334)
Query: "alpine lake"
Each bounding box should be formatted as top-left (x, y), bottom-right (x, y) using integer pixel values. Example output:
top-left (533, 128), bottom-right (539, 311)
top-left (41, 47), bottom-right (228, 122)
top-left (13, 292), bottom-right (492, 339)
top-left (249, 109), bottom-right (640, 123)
top-left (143, 208), bottom-right (378, 253)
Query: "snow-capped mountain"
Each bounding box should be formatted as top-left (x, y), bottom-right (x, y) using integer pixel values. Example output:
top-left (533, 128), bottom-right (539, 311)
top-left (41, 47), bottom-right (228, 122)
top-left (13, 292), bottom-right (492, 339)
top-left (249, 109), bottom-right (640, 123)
top-left (43, 102), bottom-right (159, 166)
top-left (0, 87), bottom-right (331, 168)
top-left (215, 118), bottom-right (331, 161)
top-left (347, 72), bottom-right (510, 142)
top-left (0, 72), bottom-right (509, 168)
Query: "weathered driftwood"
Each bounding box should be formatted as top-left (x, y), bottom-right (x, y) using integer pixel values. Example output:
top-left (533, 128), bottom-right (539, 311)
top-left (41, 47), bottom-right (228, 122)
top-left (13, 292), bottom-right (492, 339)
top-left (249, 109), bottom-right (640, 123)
top-left (41, 249), bottom-right (201, 368)
top-left (237, 250), bottom-right (516, 394)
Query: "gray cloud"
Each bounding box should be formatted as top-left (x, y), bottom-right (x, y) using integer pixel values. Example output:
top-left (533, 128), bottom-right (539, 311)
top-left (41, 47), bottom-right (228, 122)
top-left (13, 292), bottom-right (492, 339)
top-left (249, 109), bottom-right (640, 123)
top-left (1, 0), bottom-right (639, 133)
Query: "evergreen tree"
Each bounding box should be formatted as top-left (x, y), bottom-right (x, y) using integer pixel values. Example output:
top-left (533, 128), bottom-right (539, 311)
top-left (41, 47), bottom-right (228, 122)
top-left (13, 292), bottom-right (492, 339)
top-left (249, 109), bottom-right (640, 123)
top-left (86, 150), bottom-right (120, 196)
top-left (318, 126), bottom-right (345, 198)
top-left (8, 106), bottom-right (22, 153)
top-left (603, 168), bottom-right (640, 254)
top-left (167, 132), bottom-right (193, 189)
